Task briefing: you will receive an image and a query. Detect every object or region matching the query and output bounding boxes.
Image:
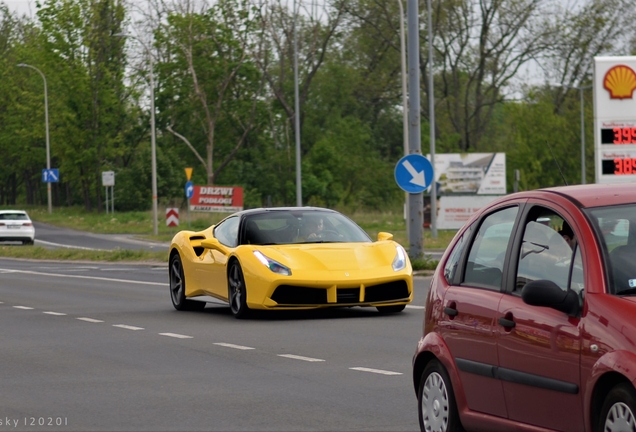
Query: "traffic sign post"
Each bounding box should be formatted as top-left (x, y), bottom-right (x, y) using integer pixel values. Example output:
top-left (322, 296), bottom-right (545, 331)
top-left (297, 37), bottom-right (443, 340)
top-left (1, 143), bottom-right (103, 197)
top-left (166, 208), bottom-right (179, 227)
top-left (394, 154), bottom-right (434, 194)
top-left (185, 180), bottom-right (193, 228)
top-left (102, 171), bottom-right (115, 214)
top-left (42, 169), bottom-right (59, 183)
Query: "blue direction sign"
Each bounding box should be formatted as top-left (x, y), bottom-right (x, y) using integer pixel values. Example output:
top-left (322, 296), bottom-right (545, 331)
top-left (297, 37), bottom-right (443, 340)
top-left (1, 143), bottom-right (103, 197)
top-left (185, 181), bottom-right (194, 199)
top-left (394, 154), bottom-right (434, 193)
top-left (42, 168), bottom-right (59, 183)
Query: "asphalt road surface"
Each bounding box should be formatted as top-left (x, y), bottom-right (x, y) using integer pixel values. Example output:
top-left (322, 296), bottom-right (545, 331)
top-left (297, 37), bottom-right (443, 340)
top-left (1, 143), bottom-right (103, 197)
top-left (0, 258), bottom-right (432, 432)
top-left (29, 222), bottom-right (170, 252)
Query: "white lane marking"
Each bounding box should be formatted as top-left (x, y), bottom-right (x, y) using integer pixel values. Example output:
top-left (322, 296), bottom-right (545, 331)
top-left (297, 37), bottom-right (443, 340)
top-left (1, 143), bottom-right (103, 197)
top-left (32, 239), bottom-right (106, 251)
top-left (13, 306), bottom-right (34, 310)
top-left (77, 317), bottom-right (104, 323)
top-left (159, 333), bottom-right (193, 339)
top-left (43, 311), bottom-right (67, 316)
top-left (0, 268), bottom-right (167, 287)
top-left (0, 301), bottom-right (4, 304)
top-left (113, 324), bottom-right (144, 331)
top-left (349, 367), bottom-right (402, 376)
top-left (278, 354), bottom-right (325, 362)
top-left (213, 343), bottom-right (255, 350)
top-left (406, 305), bottom-right (425, 310)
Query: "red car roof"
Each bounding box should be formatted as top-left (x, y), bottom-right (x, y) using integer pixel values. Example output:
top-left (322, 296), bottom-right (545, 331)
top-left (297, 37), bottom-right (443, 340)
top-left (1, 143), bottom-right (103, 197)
top-left (509, 183), bottom-right (636, 208)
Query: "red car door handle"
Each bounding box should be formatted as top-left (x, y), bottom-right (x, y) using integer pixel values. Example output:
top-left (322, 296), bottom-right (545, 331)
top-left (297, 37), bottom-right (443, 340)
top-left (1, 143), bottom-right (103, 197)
top-left (444, 307), bottom-right (458, 316)
top-left (498, 317), bottom-right (516, 328)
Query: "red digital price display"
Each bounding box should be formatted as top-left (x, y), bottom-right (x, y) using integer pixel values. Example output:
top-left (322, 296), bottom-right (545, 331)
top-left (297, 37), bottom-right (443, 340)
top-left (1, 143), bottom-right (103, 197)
top-left (601, 127), bottom-right (636, 144)
top-left (602, 158), bottom-right (636, 175)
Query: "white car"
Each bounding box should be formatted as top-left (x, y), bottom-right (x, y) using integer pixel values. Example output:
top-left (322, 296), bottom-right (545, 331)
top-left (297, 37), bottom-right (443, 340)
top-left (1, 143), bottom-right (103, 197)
top-left (0, 210), bottom-right (35, 245)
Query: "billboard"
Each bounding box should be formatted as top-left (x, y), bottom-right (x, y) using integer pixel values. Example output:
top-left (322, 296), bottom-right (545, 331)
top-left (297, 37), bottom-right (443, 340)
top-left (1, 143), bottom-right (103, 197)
top-left (190, 186), bottom-right (243, 212)
top-left (594, 57), bottom-right (636, 183)
top-left (427, 153), bottom-right (506, 195)
top-left (425, 195), bottom-right (501, 230)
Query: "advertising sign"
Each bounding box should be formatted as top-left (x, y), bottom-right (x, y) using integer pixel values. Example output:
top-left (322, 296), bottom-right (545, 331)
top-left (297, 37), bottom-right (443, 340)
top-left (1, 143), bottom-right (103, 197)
top-left (190, 186), bottom-right (244, 213)
top-left (425, 195), bottom-right (501, 230)
top-left (594, 56), bottom-right (636, 183)
top-left (427, 153), bottom-right (506, 195)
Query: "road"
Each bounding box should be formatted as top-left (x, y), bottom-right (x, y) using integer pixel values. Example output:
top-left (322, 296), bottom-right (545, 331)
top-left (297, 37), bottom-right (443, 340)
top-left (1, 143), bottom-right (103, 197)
top-left (0, 258), bottom-right (432, 432)
top-left (30, 221), bottom-right (169, 252)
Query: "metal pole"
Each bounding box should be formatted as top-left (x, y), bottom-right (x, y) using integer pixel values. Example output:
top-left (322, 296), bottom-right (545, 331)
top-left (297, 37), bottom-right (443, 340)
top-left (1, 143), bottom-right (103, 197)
top-left (398, 0), bottom-right (409, 240)
top-left (407, 0), bottom-right (423, 259)
top-left (149, 49), bottom-right (158, 235)
top-left (580, 87), bottom-right (585, 185)
top-left (105, 186), bottom-right (109, 214)
top-left (18, 64), bottom-right (52, 214)
top-left (427, 0), bottom-right (437, 239)
top-left (293, 0), bottom-right (302, 207)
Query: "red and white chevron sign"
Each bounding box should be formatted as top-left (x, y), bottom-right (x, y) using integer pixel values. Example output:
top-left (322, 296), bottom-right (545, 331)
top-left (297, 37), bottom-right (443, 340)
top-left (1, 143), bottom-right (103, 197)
top-left (166, 208), bottom-right (179, 227)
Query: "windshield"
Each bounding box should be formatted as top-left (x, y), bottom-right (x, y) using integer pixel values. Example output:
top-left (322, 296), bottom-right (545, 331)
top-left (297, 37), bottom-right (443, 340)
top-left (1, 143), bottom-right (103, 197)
top-left (242, 210), bottom-right (372, 245)
top-left (586, 204), bottom-right (636, 295)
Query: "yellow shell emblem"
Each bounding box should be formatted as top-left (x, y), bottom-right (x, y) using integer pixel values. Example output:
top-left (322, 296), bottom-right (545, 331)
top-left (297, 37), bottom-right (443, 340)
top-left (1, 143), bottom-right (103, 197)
top-left (604, 65), bottom-right (636, 100)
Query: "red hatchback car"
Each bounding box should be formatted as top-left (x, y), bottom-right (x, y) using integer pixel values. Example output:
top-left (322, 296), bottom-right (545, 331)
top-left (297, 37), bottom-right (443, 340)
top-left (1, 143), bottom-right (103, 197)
top-left (413, 183), bottom-right (636, 432)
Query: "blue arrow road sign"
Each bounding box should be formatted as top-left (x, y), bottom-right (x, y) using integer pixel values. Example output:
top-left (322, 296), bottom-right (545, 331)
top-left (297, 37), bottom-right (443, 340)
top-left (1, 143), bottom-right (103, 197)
top-left (185, 181), bottom-right (194, 199)
top-left (42, 168), bottom-right (59, 183)
top-left (394, 154), bottom-right (434, 194)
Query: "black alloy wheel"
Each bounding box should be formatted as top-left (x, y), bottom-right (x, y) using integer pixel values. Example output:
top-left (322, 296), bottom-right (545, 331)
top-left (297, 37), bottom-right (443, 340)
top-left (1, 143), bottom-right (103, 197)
top-left (228, 260), bottom-right (249, 319)
top-left (169, 253), bottom-right (204, 311)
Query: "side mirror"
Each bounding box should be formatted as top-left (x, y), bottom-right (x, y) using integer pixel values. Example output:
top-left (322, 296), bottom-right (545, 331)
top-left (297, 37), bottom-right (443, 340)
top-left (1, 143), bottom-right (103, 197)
top-left (522, 280), bottom-right (580, 317)
top-left (377, 232), bottom-right (394, 241)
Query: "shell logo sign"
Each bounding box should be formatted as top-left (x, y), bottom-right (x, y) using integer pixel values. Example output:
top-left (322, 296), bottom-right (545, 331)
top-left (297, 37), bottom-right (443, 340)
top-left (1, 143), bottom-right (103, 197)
top-left (603, 65), bottom-right (636, 99)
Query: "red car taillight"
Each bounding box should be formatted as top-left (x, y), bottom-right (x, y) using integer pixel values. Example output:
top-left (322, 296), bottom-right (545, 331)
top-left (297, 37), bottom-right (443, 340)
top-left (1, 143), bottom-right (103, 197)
top-left (23, 223), bottom-right (33, 226)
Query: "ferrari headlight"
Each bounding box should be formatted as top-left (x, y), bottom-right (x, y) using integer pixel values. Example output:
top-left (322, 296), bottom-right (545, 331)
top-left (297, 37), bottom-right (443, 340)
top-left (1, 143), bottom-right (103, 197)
top-left (253, 250), bottom-right (292, 276)
top-left (392, 245), bottom-right (407, 271)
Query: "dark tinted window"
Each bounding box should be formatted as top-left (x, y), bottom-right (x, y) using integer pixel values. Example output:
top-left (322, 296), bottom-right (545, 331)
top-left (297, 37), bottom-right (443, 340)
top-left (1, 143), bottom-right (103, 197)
top-left (0, 213), bottom-right (29, 221)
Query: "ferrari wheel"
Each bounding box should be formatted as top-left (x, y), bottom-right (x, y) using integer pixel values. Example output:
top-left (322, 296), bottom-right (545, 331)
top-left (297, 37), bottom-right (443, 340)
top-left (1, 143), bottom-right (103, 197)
top-left (598, 383), bottom-right (636, 432)
top-left (418, 360), bottom-right (463, 432)
top-left (228, 260), bottom-right (250, 319)
top-left (376, 304), bottom-right (406, 314)
top-left (169, 253), bottom-right (204, 311)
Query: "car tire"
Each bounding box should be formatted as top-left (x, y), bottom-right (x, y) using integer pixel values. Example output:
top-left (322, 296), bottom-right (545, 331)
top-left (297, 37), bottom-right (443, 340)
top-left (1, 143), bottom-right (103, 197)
top-left (22, 239), bottom-right (34, 245)
top-left (228, 260), bottom-right (250, 319)
top-left (598, 382), bottom-right (636, 432)
top-left (418, 359), bottom-right (464, 432)
top-left (169, 253), bottom-right (205, 311)
top-left (376, 304), bottom-right (406, 314)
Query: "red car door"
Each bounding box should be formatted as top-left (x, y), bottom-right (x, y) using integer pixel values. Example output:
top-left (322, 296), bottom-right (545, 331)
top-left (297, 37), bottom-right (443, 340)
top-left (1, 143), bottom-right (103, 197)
top-left (438, 205), bottom-right (520, 419)
top-left (496, 203), bottom-right (583, 431)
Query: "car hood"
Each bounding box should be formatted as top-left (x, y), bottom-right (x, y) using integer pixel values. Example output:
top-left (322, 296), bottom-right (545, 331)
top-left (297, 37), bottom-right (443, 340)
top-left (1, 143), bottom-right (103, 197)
top-left (253, 242), bottom-right (400, 272)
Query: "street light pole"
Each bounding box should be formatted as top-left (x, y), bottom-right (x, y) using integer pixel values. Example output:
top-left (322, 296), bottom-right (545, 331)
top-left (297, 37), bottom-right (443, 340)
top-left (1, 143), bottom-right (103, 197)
top-left (293, 0), bottom-right (302, 207)
top-left (18, 63), bottom-right (52, 214)
top-left (115, 33), bottom-right (159, 236)
top-left (566, 84), bottom-right (592, 184)
top-left (397, 0), bottom-right (409, 239)
top-left (426, 0), bottom-right (437, 239)
top-left (576, 85), bottom-right (592, 185)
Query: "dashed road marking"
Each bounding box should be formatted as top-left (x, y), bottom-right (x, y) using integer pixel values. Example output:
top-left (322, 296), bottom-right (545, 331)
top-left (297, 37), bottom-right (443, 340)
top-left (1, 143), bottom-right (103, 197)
top-left (113, 324), bottom-right (144, 331)
top-left (43, 311), bottom-right (67, 316)
top-left (213, 343), bottom-right (255, 350)
top-left (13, 306), bottom-right (34, 310)
top-left (159, 333), bottom-right (193, 339)
top-left (406, 305), bottom-right (425, 310)
top-left (349, 367), bottom-right (402, 375)
top-left (77, 317), bottom-right (104, 323)
top-left (278, 354), bottom-right (325, 362)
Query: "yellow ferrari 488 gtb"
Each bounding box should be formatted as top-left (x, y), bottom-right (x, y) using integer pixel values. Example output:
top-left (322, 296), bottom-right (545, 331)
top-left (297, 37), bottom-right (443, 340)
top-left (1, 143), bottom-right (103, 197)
top-left (168, 207), bottom-right (413, 318)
